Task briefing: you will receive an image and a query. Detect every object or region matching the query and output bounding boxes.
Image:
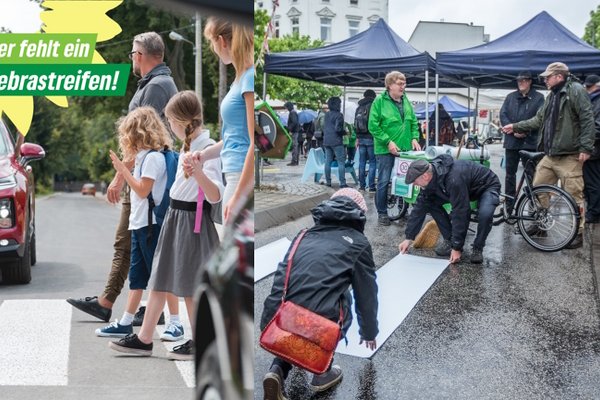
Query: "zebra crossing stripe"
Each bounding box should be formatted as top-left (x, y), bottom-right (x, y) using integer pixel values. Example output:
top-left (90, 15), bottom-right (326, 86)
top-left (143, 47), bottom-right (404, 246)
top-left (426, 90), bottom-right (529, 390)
top-left (0, 300), bottom-right (71, 386)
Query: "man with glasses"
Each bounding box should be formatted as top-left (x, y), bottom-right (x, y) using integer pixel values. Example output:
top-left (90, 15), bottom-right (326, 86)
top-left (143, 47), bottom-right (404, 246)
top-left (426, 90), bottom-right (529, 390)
top-left (503, 62), bottom-right (595, 249)
top-left (368, 71), bottom-right (421, 226)
top-left (499, 71), bottom-right (544, 212)
top-left (67, 32), bottom-right (178, 324)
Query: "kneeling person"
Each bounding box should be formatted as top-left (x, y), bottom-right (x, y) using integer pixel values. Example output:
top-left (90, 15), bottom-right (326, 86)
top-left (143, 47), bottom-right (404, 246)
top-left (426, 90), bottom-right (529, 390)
top-left (398, 155), bottom-right (501, 264)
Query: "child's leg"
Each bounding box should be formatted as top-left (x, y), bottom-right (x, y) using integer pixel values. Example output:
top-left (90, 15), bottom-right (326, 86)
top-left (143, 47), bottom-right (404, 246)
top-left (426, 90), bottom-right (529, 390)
top-left (184, 296), bottom-right (195, 338)
top-left (124, 289), bottom-right (143, 315)
top-left (137, 289), bottom-right (168, 343)
top-left (166, 293), bottom-right (179, 322)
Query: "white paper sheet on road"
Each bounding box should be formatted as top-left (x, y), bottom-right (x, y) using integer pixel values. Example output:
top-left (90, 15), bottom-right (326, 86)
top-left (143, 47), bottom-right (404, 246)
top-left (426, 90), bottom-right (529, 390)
top-left (254, 237), bottom-right (291, 282)
top-left (335, 254), bottom-right (448, 358)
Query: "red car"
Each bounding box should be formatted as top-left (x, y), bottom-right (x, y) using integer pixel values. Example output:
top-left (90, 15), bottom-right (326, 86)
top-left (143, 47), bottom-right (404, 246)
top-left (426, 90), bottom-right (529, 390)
top-left (0, 119), bottom-right (45, 284)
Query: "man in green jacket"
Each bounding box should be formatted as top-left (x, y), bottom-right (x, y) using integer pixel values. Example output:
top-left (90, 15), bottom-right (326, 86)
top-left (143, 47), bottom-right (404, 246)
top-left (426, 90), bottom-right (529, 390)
top-left (368, 71), bottom-right (421, 225)
top-left (503, 62), bottom-right (595, 248)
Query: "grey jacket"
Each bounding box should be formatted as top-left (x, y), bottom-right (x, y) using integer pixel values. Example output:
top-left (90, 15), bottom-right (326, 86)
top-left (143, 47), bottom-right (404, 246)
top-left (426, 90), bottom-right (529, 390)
top-left (128, 63), bottom-right (178, 118)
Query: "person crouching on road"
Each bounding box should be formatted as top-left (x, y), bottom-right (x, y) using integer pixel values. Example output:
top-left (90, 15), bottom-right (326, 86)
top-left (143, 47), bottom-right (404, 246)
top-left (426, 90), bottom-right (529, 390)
top-left (398, 155), bottom-right (501, 264)
top-left (261, 188), bottom-right (379, 400)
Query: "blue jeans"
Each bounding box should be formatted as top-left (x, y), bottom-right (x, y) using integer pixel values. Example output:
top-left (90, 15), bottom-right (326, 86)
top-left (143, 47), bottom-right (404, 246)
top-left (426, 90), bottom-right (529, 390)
top-left (324, 145), bottom-right (347, 186)
top-left (358, 138), bottom-right (376, 190)
top-left (129, 224), bottom-right (161, 290)
top-left (375, 154), bottom-right (395, 215)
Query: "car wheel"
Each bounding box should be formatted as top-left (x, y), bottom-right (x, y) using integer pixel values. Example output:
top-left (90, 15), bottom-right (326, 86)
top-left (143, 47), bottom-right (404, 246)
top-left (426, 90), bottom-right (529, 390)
top-left (196, 341), bottom-right (224, 400)
top-left (2, 234), bottom-right (32, 284)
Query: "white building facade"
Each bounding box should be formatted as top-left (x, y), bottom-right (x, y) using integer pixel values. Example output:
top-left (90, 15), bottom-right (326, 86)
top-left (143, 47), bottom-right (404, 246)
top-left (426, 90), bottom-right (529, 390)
top-left (256, 0), bottom-right (388, 44)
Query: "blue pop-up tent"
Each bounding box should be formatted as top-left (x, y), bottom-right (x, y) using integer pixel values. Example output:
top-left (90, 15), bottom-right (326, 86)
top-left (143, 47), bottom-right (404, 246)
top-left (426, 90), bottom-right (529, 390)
top-left (436, 11), bottom-right (600, 89)
top-left (264, 19), bottom-right (436, 87)
top-left (414, 96), bottom-right (475, 119)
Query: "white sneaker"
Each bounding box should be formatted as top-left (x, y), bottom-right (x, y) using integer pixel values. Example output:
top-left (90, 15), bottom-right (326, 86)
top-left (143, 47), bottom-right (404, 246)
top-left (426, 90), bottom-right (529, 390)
top-left (160, 322), bottom-right (184, 341)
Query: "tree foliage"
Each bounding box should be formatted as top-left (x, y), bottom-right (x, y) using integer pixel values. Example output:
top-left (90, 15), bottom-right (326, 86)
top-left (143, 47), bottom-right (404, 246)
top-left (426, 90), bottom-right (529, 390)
top-left (19, 0), bottom-right (229, 190)
top-left (254, 8), bottom-right (341, 110)
top-left (583, 5), bottom-right (600, 48)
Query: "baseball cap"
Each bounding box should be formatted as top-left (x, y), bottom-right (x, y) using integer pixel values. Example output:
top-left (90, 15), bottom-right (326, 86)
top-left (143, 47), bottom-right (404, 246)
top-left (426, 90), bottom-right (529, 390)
top-left (516, 71), bottom-right (532, 80)
top-left (405, 159), bottom-right (430, 184)
top-left (584, 74), bottom-right (600, 88)
top-left (539, 62), bottom-right (569, 77)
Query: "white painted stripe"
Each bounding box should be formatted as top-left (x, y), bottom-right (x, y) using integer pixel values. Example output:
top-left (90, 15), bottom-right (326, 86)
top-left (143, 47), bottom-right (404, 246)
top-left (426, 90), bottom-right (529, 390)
top-left (158, 301), bottom-right (194, 388)
top-left (0, 300), bottom-right (71, 385)
top-left (254, 238), bottom-right (291, 282)
top-left (336, 254), bottom-right (448, 358)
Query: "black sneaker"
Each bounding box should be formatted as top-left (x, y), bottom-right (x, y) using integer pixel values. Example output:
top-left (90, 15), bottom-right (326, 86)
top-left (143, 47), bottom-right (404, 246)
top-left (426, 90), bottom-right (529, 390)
top-left (66, 296), bottom-right (111, 322)
top-left (470, 248), bottom-right (483, 264)
top-left (434, 239), bottom-right (452, 257)
top-left (263, 365), bottom-right (288, 400)
top-left (286, 162), bottom-right (298, 166)
top-left (132, 306), bottom-right (165, 326)
top-left (167, 339), bottom-right (194, 361)
top-left (108, 333), bottom-right (153, 356)
top-left (378, 215), bottom-right (391, 226)
top-left (309, 365), bottom-right (343, 392)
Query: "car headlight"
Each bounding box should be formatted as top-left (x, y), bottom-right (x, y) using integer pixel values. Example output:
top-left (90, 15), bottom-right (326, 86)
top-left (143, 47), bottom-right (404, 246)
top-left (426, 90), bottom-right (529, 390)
top-left (0, 175), bottom-right (17, 190)
top-left (0, 198), bottom-right (14, 228)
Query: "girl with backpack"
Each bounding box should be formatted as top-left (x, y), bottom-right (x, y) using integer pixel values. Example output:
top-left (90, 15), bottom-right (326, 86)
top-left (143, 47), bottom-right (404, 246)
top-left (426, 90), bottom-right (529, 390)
top-left (109, 91), bottom-right (224, 360)
top-left (96, 106), bottom-right (172, 338)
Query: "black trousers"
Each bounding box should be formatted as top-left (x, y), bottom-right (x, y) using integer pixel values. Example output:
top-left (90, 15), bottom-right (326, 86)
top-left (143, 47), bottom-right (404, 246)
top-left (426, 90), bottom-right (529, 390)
top-left (583, 158), bottom-right (600, 223)
top-left (504, 149), bottom-right (535, 204)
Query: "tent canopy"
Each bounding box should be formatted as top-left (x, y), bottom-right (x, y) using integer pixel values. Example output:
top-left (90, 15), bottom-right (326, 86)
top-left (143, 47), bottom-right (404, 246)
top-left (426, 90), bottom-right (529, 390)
top-left (413, 96), bottom-right (475, 119)
top-left (264, 19), bottom-right (436, 87)
top-left (436, 11), bottom-right (600, 89)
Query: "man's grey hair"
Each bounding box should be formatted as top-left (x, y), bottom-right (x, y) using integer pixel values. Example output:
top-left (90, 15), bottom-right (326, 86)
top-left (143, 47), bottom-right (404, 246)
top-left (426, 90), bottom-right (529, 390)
top-left (133, 32), bottom-right (164, 59)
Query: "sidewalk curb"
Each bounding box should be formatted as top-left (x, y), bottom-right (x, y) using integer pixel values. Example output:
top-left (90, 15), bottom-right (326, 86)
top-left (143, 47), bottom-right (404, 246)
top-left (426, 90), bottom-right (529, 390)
top-left (255, 191), bottom-right (331, 232)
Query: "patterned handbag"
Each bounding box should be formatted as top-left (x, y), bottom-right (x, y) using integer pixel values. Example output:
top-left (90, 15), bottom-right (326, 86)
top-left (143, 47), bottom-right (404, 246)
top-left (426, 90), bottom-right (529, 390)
top-left (259, 229), bottom-right (343, 374)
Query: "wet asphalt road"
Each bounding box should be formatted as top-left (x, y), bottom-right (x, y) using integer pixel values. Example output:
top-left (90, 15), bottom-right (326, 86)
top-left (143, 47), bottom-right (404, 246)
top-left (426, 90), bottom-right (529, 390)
top-left (254, 144), bottom-right (600, 399)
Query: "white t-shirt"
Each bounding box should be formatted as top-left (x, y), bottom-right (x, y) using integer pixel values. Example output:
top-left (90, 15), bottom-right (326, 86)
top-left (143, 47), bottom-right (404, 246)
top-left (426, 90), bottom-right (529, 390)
top-left (169, 130), bottom-right (224, 203)
top-left (129, 149), bottom-right (167, 230)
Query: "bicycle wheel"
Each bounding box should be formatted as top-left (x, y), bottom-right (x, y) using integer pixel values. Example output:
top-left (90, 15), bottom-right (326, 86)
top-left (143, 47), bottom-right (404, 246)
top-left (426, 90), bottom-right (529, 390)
top-left (516, 184), bottom-right (580, 252)
top-left (388, 194), bottom-right (408, 221)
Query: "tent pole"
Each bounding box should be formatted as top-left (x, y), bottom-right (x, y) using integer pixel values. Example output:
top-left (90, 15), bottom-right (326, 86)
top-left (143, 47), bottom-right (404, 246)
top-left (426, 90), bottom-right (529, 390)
top-left (425, 70), bottom-right (429, 148)
top-left (262, 72), bottom-right (267, 100)
top-left (435, 74), bottom-right (439, 146)
top-left (474, 87), bottom-right (479, 140)
top-left (467, 87), bottom-right (471, 135)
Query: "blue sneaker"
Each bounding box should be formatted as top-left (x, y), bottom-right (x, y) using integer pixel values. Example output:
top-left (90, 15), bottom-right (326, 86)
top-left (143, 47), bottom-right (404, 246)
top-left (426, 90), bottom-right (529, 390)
top-left (95, 320), bottom-right (133, 338)
top-left (160, 322), bottom-right (184, 341)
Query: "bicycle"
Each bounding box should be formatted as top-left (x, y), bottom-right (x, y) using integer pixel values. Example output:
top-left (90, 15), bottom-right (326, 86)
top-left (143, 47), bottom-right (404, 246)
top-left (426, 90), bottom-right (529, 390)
top-left (483, 148), bottom-right (580, 252)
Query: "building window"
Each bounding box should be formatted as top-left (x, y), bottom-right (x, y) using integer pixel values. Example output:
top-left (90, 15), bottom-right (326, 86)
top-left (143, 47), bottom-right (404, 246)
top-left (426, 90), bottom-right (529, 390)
top-left (350, 0), bottom-right (358, 5)
top-left (320, 17), bottom-right (332, 41)
top-left (274, 20), bottom-right (280, 38)
top-left (349, 20), bottom-right (359, 37)
top-left (291, 17), bottom-right (299, 35)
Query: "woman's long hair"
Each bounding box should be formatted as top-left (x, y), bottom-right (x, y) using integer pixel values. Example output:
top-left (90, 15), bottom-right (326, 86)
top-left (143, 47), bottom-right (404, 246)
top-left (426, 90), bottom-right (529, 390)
top-left (204, 16), bottom-right (253, 80)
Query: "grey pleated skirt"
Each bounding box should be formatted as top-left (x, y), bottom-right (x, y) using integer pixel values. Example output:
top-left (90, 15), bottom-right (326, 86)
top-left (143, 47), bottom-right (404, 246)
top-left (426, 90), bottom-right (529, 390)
top-left (148, 203), bottom-right (220, 297)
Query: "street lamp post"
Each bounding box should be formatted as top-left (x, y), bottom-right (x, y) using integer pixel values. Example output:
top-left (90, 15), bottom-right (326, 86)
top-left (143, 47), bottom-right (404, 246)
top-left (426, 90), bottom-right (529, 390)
top-left (169, 14), bottom-right (202, 105)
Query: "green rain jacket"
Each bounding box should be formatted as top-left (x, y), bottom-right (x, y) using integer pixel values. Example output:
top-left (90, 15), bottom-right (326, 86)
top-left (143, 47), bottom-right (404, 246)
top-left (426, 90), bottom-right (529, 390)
top-left (513, 77), bottom-right (595, 156)
top-left (368, 90), bottom-right (419, 155)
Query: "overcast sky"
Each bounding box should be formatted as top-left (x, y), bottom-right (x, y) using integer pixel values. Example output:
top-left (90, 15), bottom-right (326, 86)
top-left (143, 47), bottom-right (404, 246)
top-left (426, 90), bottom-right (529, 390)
top-left (0, 0), bottom-right (42, 33)
top-left (390, 0), bottom-right (598, 42)
top-left (2, 0), bottom-right (599, 44)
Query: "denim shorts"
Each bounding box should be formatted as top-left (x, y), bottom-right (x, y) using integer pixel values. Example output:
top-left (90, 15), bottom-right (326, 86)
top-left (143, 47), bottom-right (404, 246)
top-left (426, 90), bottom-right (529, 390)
top-left (128, 224), bottom-right (161, 290)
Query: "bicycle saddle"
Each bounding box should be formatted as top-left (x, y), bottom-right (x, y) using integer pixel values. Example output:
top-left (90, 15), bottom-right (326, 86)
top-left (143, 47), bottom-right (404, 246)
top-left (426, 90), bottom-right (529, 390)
top-left (518, 150), bottom-right (545, 163)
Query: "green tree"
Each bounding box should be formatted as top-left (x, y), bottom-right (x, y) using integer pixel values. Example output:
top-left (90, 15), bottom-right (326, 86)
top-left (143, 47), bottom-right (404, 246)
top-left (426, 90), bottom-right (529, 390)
top-left (583, 5), bottom-right (600, 48)
top-left (254, 8), bottom-right (341, 109)
top-left (22, 0), bottom-right (229, 191)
